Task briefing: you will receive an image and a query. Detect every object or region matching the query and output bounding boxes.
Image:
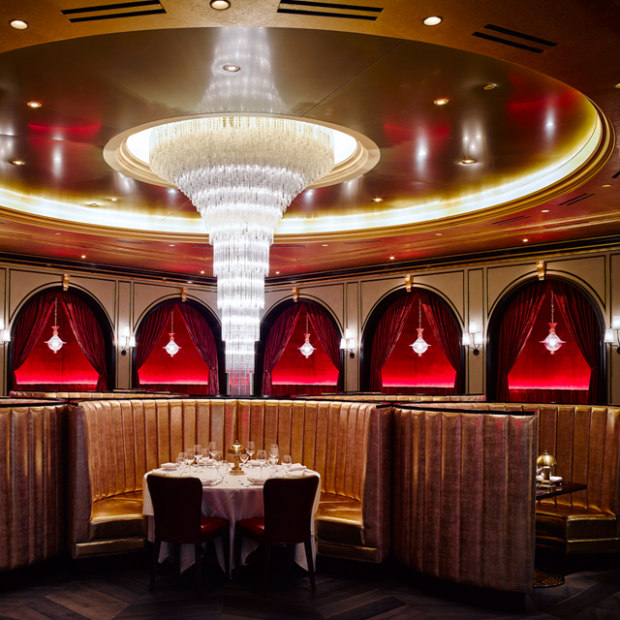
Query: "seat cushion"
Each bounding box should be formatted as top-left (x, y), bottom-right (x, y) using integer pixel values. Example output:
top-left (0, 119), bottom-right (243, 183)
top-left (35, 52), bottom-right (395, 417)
top-left (316, 493), bottom-right (364, 546)
top-left (237, 516), bottom-right (265, 537)
top-left (200, 516), bottom-right (229, 537)
top-left (536, 504), bottom-right (617, 541)
top-left (89, 491), bottom-right (146, 540)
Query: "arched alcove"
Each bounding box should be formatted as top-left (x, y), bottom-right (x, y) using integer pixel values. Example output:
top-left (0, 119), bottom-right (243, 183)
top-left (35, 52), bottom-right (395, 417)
top-left (134, 299), bottom-right (224, 394)
top-left (361, 288), bottom-right (464, 394)
top-left (9, 287), bottom-right (114, 392)
top-left (255, 299), bottom-right (342, 396)
top-left (487, 278), bottom-right (606, 404)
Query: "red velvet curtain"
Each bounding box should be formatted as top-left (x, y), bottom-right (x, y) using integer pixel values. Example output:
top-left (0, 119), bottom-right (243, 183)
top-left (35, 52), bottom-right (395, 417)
top-left (369, 294), bottom-right (414, 391)
top-left (135, 304), bottom-right (170, 383)
top-left (496, 283), bottom-right (546, 400)
top-left (422, 292), bottom-right (463, 392)
top-left (177, 303), bottom-right (220, 394)
top-left (304, 302), bottom-right (343, 391)
top-left (261, 304), bottom-right (302, 394)
top-left (552, 281), bottom-right (601, 404)
top-left (59, 293), bottom-right (109, 390)
top-left (11, 291), bottom-right (56, 388)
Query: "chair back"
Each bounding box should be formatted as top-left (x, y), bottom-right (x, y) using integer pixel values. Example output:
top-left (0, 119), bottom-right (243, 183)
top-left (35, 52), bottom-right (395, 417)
top-left (147, 474), bottom-right (203, 543)
top-left (263, 476), bottom-right (319, 544)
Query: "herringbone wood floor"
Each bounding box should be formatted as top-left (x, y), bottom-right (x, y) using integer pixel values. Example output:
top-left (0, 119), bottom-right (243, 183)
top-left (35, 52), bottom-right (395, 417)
top-left (1, 550), bottom-right (619, 619)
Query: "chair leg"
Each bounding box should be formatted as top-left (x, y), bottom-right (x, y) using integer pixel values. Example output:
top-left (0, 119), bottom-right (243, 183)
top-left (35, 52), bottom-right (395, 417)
top-left (150, 539), bottom-right (161, 591)
top-left (222, 528), bottom-right (230, 579)
top-left (234, 526), bottom-right (242, 573)
top-left (194, 543), bottom-right (203, 590)
top-left (304, 538), bottom-right (316, 593)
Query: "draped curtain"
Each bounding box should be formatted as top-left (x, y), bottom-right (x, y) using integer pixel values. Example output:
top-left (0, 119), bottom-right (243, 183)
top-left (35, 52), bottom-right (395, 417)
top-left (304, 302), bottom-right (343, 391)
top-left (177, 303), bottom-right (220, 394)
top-left (495, 283), bottom-right (546, 400)
top-left (552, 281), bottom-right (601, 404)
top-left (422, 293), bottom-right (464, 392)
top-left (261, 304), bottom-right (302, 394)
top-left (11, 291), bottom-right (56, 388)
top-left (369, 294), bottom-right (414, 391)
top-left (134, 304), bottom-right (170, 385)
top-left (59, 293), bottom-right (109, 390)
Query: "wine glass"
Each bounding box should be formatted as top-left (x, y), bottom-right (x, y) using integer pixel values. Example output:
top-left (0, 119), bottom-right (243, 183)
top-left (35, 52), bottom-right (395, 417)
top-left (176, 451), bottom-right (187, 471)
top-left (239, 450), bottom-right (249, 470)
top-left (246, 441), bottom-right (255, 461)
top-left (281, 454), bottom-right (292, 476)
top-left (256, 449), bottom-right (267, 474)
top-left (208, 441), bottom-right (217, 460)
top-left (269, 443), bottom-right (279, 466)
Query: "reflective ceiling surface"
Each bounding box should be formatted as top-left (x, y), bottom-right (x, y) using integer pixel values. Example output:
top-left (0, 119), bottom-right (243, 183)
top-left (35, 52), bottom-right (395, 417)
top-left (0, 1), bottom-right (618, 280)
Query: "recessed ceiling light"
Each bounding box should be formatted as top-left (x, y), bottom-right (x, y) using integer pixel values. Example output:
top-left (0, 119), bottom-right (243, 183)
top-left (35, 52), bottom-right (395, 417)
top-left (210, 0), bottom-right (231, 9)
top-left (223, 64), bottom-right (240, 73)
top-left (81, 254), bottom-right (87, 259)
top-left (615, 83), bottom-right (620, 89)
top-left (26, 100), bottom-right (42, 109)
top-left (108, 197), bottom-right (119, 202)
top-left (459, 158), bottom-right (476, 165)
top-left (433, 97), bottom-right (449, 106)
top-left (9, 159), bottom-right (25, 166)
top-left (9, 19), bottom-right (28, 30)
top-left (87, 201), bottom-right (100, 207)
top-left (389, 256), bottom-right (395, 261)
top-left (522, 238), bottom-right (529, 243)
top-left (601, 184), bottom-right (612, 188)
top-left (187, 281), bottom-right (193, 284)
top-left (541, 209), bottom-right (550, 213)
top-left (423, 16), bottom-right (442, 26)
top-left (372, 196), bottom-right (383, 202)
top-left (200, 270), bottom-right (205, 274)
top-left (168, 244), bottom-right (175, 247)
top-left (321, 243), bottom-right (329, 247)
top-left (435, 232), bottom-right (443, 236)
top-left (482, 83), bottom-right (498, 91)
top-left (275, 271), bottom-right (280, 275)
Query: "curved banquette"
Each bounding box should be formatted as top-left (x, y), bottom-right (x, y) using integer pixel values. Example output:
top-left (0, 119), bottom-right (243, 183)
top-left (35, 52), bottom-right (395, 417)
top-left (10, 391), bottom-right (181, 399)
top-left (68, 398), bottom-right (392, 562)
top-left (392, 405), bottom-right (538, 593)
top-left (0, 400), bottom-right (68, 571)
top-left (409, 401), bottom-right (620, 555)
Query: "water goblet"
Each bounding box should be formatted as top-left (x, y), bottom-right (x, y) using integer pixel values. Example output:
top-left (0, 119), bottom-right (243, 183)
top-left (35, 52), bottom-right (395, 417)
top-left (246, 441), bottom-right (255, 460)
top-left (269, 443), bottom-right (279, 466)
top-left (256, 449), bottom-right (267, 475)
top-left (208, 441), bottom-right (217, 459)
top-left (281, 454), bottom-right (292, 476)
top-left (240, 450), bottom-right (250, 470)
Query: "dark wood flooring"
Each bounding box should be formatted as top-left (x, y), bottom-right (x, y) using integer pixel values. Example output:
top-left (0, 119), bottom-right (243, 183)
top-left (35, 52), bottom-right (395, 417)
top-left (1, 549), bottom-right (619, 619)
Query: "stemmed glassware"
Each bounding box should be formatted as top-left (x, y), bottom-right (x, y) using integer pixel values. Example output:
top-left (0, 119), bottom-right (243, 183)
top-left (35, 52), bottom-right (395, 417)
top-left (281, 454), bottom-right (292, 476)
top-left (246, 441), bottom-right (255, 461)
top-left (269, 443), bottom-right (279, 466)
top-left (239, 450), bottom-right (250, 471)
top-left (208, 441), bottom-right (217, 460)
top-left (256, 449), bottom-right (267, 476)
top-left (176, 451), bottom-right (187, 472)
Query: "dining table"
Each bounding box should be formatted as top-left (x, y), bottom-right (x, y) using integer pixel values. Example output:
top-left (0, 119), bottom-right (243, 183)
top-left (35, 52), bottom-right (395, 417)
top-left (142, 461), bottom-right (321, 576)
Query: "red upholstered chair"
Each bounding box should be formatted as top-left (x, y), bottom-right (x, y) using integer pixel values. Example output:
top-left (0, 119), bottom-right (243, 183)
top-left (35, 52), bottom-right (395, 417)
top-left (146, 474), bottom-right (229, 590)
top-left (235, 475), bottom-right (320, 593)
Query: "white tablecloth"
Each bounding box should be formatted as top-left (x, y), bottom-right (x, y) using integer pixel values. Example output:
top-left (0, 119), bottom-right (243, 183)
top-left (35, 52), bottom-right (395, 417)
top-left (143, 464), bottom-right (320, 575)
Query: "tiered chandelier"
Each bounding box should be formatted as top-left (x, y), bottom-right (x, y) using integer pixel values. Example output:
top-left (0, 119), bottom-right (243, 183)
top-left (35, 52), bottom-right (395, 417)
top-left (148, 116), bottom-right (334, 389)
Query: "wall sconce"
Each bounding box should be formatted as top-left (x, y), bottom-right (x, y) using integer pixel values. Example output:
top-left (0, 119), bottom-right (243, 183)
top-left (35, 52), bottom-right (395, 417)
top-left (62, 273), bottom-right (70, 291)
top-left (120, 326), bottom-right (136, 356)
top-left (462, 321), bottom-right (483, 355)
top-left (180, 286), bottom-right (187, 302)
top-left (292, 286), bottom-right (299, 302)
top-left (340, 329), bottom-right (356, 358)
top-left (0, 321), bottom-right (10, 344)
top-left (604, 316), bottom-right (620, 354)
top-left (537, 260), bottom-right (546, 281)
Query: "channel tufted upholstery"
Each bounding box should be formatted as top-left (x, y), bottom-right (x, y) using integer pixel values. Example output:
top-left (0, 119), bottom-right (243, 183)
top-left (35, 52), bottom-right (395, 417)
top-left (0, 402), bottom-right (68, 571)
top-left (392, 406), bottom-right (538, 593)
top-left (67, 398), bottom-right (392, 561)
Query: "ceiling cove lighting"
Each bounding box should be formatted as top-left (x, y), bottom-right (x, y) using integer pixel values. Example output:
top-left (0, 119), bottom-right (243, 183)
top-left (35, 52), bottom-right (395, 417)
top-left (108, 113), bottom-right (375, 394)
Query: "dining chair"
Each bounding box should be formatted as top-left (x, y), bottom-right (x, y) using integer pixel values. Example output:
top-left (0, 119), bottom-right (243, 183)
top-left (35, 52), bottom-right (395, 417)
top-left (146, 473), bottom-right (229, 590)
top-left (234, 475), bottom-right (320, 593)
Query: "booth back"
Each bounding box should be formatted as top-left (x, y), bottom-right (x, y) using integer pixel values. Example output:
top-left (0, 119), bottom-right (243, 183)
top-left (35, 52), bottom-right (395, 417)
top-left (0, 403), bottom-right (68, 571)
top-left (392, 406), bottom-right (537, 593)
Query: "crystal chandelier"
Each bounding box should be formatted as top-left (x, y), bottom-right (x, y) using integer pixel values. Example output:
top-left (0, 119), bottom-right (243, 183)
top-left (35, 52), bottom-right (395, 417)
top-left (148, 116), bottom-right (334, 389)
top-left (163, 309), bottom-right (181, 358)
top-left (410, 298), bottom-right (430, 357)
top-left (541, 289), bottom-right (565, 355)
top-left (46, 297), bottom-right (66, 354)
top-left (299, 314), bottom-right (316, 359)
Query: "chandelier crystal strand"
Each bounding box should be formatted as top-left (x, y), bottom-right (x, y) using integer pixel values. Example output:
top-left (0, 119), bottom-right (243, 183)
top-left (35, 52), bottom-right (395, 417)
top-left (541, 289), bottom-right (566, 355)
top-left (149, 116), bottom-right (334, 392)
top-left (46, 297), bottom-right (66, 354)
top-left (410, 297), bottom-right (430, 357)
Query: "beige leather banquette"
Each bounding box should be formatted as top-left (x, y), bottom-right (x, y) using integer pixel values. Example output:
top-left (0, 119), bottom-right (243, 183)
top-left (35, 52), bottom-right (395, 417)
top-left (68, 398), bottom-right (392, 562)
top-left (295, 393), bottom-right (486, 402)
top-left (0, 401), bottom-right (68, 571)
top-left (392, 405), bottom-right (538, 593)
top-left (410, 401), bottom-right (620, 555)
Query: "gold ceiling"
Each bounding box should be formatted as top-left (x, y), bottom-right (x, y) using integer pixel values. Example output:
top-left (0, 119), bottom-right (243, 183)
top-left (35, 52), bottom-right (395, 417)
top-left (0, 1), bottom-right (617, 279)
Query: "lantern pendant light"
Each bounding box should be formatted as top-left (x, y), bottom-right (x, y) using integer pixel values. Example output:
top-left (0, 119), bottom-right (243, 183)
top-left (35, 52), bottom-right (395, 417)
top-left (46, 297), bottom-right (66, 354)
top-left (410, 298), bottom-right (430, 357)
top-left (541, 290), bottom-right (566, 355)
top-left (163, 309), bottom-right (181, 358)
top-left (299, 314), bottom-right (316, 359)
